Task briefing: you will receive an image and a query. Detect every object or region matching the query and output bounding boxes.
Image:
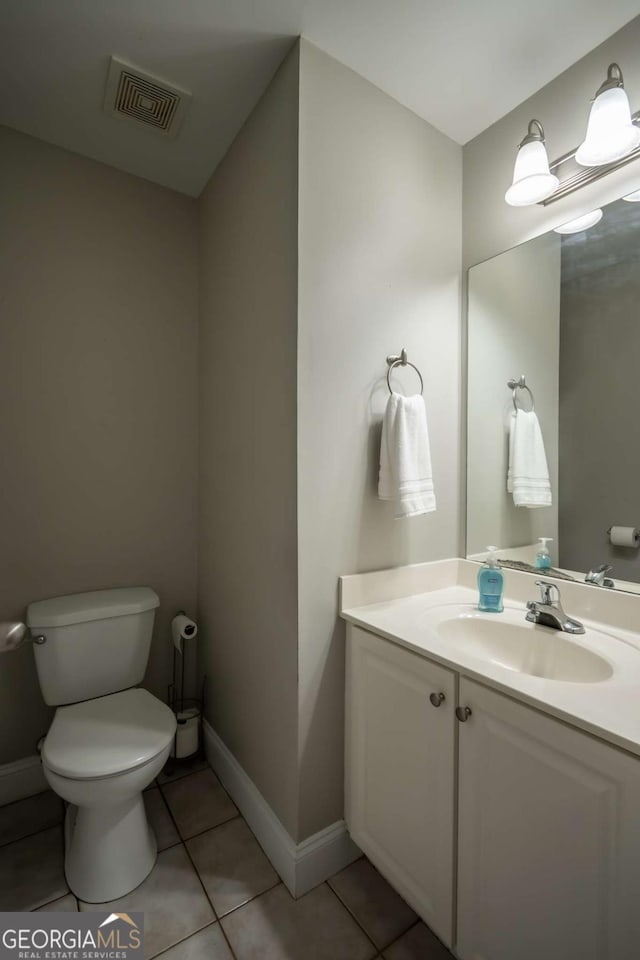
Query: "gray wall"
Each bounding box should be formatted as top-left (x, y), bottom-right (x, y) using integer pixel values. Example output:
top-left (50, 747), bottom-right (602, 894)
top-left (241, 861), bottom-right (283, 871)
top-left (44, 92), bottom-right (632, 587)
top-left (197, 46), bottom-right (301, 838)
top-left (297, 41), bottom-right (462, 838)
top-left (559, 198), bottom-right (640, 582)
top-left (197, 39), bottom-right (462, 843)
top-left (467, 233), bottom-right (560, 560)
top-left (463, 15), bottom-right (640, 269)
top-left (0, 126), bottom-right (199, 764)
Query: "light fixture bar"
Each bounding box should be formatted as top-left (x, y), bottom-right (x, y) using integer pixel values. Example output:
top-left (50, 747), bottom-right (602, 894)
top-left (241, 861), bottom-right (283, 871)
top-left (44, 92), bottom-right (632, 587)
top-left (540, 109), bottom-right (640, 205)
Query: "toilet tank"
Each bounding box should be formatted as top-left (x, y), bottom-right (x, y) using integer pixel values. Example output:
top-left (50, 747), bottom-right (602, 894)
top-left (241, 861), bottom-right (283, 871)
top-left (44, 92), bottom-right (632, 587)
top-left (26, 587), bottom-right (160, 706)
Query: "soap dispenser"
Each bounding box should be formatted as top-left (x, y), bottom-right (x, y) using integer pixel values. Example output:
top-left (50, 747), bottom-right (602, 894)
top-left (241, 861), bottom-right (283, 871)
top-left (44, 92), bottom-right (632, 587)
top-left (477, 546), bottom-right (504, 613)
top-left (535, 537), bottom-right (553, 570)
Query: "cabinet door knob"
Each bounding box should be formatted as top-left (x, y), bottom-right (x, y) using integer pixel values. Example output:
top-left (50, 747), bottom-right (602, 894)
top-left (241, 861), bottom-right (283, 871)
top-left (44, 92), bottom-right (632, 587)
top-left (455, 706), bottom-right (472, 722)
top-left (429, 692), bottom-right (445, 707)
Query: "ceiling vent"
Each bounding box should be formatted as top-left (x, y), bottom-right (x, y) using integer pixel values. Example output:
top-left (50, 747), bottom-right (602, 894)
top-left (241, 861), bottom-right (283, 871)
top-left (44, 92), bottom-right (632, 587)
top-left (104, 56), bottom-right (191, 138)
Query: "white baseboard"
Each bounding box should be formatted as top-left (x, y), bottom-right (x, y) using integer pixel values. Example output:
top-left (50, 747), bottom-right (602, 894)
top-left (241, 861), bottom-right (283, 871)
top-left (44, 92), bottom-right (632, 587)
top-left (202, 719), bottom-right (361, 897)
top-left (0, 754), bottom-right (47, 807)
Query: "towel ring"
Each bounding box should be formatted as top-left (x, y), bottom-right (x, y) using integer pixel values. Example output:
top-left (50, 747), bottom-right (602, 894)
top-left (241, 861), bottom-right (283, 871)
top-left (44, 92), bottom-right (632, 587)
top-left (507, 375), bottom-right (535, 412)
top-left (386, 348), bottom-right (424, 396)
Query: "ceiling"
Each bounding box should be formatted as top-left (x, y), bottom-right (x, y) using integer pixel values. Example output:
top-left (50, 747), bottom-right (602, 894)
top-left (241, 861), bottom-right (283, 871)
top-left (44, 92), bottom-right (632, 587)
top-left (1, 0), bottom-right (639, 197)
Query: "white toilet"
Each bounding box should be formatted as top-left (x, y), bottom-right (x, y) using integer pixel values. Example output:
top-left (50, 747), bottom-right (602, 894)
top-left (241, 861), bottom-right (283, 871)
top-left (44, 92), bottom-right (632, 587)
top-left (27, 587), bottom-right (177, 904)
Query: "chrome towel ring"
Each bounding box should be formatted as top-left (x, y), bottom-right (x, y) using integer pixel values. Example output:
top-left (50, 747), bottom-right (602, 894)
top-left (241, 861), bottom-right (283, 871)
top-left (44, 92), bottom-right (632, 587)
top-left (507, 374), bottom-right (535, 412)
top-left (386, 348), bottom-right (424, 395)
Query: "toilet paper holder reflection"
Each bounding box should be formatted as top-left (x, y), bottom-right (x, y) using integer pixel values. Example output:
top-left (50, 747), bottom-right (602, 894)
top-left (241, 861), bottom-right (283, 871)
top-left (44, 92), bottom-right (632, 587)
top-left (606, 526), bottom-right (640, 547)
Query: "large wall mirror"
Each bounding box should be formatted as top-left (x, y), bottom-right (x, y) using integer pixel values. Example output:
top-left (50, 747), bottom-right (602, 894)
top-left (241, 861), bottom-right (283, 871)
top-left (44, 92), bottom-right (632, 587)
top-left (466, 190), bottom-right (640, 593)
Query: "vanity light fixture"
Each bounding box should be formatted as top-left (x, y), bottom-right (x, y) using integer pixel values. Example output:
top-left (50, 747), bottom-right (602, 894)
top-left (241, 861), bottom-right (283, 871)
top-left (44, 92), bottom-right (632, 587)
top-left (505, 62), bottom-right (640, 207)
top-left (576, 64), bottom-right (640, 167)
top-left (505, 120), bottom-right (559, 206)
top-left (553, 208), bottom-right (603, 234)
top-left (622, 188), bottom-right (640, 201)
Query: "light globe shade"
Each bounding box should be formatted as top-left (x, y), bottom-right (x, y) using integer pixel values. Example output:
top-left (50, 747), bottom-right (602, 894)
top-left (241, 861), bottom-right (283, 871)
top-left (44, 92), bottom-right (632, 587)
top-left (505, 139), bottom-right (559, 206)
top-left (553, 209), bottom-right (603, 234)
top-left (576, 87), bottom-right (640, 167)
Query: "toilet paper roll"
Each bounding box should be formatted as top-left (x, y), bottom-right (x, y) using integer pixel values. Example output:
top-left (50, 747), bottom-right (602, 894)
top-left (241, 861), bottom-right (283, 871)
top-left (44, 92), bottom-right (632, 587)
top-left (171, 613), bottom-right (198, 654)
top-left (609, 525), bottom-right (640, 548)
top-left (171, 708), bottom-right (200, 759)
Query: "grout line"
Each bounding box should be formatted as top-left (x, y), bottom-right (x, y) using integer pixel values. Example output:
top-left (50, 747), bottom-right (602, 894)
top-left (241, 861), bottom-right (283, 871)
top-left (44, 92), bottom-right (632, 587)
top-left (179, 839), bottom-right (244, 960)
top-left (0, 789), bottom-right (51, 812)
top-left (159, 792), bottom-right (221, 923)
top-left (153, 785), bottom-right (184, 848)
top-left (217, 882), bottom-right (287, 960)
top-left (213, 916), bottom-right (240, 960)
top-left (0, 813), bottom-right (65, 853)
top-left (0, 818), bottom-right (64, 851)
top-left (175, 789), bottom-right (289, 930)
top-left (30, 890), bottom-right (73, 913)
top-left (157, 767), bottom-right (224, 800)
top-left (157, 837), bottom-right (182, 851)
top-left (177, 811), bottom-right (240, 844)
top-left (215, 878), bottom-right (282, 921)
top-left (177, 799), bottom-right (284, 921)
top-left (60, 817), bottom-right (69, 898)
top-left (174, 803), bottom-right (285, 959)
top-left (151, 789), bottom-right (241, 960)
top-left (180, 836), bottom-right (219, 920)
top-left (156, 758), bottom-right (208, 788)
top-left (158, 768), bottom-right (241, 843)
top-left (381, 918), bottom-right (423, 956)
top-left (147, 920), bottom-right (217, 960)
top-left (323, 879), bottom-right (386, 955)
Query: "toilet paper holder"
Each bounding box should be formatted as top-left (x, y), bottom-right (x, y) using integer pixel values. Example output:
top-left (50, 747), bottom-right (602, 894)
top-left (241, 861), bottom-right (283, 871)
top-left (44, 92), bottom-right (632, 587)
top-left (606, 525), bottom-right (640, 547)
top-left (0, 622), bottom-right (46, 653)
top-left (168, 609), bottom-right (202, 762)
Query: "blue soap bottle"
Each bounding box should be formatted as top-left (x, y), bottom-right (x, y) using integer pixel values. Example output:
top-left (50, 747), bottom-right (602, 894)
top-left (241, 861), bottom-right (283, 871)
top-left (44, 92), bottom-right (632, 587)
top-left (477, 546), bottom-right (504, 613)
top-left (535, 537), bottom-right (553, 570)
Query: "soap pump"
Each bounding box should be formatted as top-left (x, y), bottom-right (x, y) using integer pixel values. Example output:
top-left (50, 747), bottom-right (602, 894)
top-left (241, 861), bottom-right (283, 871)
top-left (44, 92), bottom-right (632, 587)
top-left (535, 537), bottom-right (553, 570)
top-left (477, 546), bottom-right (504, 613)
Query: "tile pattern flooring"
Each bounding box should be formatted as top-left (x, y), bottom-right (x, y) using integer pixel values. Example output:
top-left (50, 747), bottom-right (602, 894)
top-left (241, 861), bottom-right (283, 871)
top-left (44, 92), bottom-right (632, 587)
top-left (0, 757), bottom-right (454, 959)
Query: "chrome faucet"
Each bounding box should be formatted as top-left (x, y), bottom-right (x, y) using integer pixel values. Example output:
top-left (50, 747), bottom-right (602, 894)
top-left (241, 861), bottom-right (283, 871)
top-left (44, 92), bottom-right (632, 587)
top-left (526, 580), bottom-right (585, 635)
top-left (585, 563), bottom-right (614, 588)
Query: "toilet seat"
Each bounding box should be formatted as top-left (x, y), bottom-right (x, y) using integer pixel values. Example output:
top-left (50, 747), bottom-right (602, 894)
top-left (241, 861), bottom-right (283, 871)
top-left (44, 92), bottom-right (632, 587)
top-left (43, 688), bottom-right (176, 780)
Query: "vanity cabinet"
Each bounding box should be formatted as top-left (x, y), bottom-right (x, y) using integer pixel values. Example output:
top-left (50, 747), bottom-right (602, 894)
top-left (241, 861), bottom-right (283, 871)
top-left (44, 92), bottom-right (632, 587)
top-left (345, 626), bottom-right (640, 960)
top-left (456, 677), bottom-right (640, 960)
top-left (346, 625), bottom-right (456, 947)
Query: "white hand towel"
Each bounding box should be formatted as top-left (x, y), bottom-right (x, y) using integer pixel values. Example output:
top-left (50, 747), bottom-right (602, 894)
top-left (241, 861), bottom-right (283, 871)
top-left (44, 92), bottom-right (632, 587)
top-left (507, 409), bottom-right (552, 508)
top-left (378, 393), bottom-right (436, 518)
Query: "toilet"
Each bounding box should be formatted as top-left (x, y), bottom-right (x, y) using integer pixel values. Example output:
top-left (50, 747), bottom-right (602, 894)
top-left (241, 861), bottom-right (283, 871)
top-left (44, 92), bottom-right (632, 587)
top-left (26, 587), bottom-right (177, 904)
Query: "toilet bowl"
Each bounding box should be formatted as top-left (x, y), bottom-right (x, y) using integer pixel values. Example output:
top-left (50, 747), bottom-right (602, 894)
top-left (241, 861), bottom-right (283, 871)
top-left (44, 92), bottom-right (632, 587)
top-left (27, 587), bottom-right (178, 901)
top-left (42, 687), bottom-right (176, 903)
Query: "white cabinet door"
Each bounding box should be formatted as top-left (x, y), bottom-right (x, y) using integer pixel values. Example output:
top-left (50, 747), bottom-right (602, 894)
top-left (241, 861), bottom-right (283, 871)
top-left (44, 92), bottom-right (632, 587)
top-left (457, 677), bottom-right (640, 960)
top-left (345, 625), bottom-right (456, 947)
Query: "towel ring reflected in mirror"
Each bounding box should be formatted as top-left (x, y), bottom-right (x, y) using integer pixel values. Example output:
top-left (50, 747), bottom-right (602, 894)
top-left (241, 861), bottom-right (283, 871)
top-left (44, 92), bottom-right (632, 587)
top-left (507, 375), bottom-right (535, 413)
top-left (386, 348), bottom-right (424, 396)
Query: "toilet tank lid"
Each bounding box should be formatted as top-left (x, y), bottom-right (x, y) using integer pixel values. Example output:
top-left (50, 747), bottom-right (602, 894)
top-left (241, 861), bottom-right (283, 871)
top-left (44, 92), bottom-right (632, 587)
top-left (27, 587), bottom-right (160, 628)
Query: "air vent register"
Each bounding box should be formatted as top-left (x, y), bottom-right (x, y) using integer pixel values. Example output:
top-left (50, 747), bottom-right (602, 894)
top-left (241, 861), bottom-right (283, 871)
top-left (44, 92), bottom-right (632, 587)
top-left (104, 56), bottom-right (191, 138)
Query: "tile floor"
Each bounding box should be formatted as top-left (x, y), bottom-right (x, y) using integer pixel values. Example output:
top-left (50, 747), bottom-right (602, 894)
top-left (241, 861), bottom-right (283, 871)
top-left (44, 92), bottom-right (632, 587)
top-left (0, 758), bottom-right (454, 959)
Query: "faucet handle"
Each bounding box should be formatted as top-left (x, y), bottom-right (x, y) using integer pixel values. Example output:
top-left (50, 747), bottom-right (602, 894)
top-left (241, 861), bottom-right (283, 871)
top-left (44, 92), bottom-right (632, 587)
top-left (586, 562), bottom-right (613, 585)
top-left (535, 580), bottom-right (559, 605)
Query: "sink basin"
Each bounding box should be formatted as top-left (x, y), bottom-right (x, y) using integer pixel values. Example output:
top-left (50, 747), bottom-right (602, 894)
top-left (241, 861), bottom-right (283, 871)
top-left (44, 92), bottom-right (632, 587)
top-left (427, 609), bottom-right (613, 683)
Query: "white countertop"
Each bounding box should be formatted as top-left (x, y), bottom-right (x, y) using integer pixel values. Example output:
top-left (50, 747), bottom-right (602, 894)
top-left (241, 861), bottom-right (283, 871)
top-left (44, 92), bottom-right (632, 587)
top-left (340, 561), bottom-right (640, 759)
